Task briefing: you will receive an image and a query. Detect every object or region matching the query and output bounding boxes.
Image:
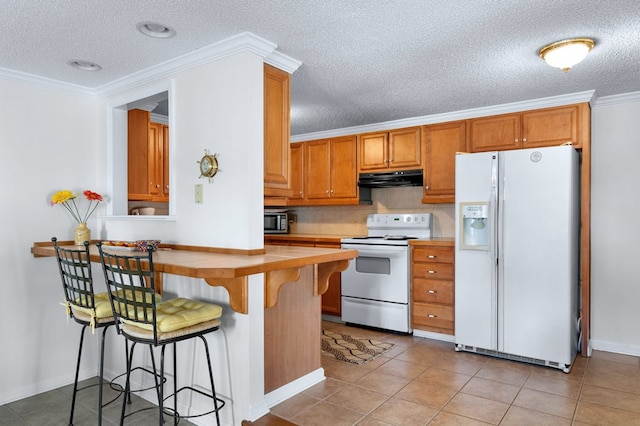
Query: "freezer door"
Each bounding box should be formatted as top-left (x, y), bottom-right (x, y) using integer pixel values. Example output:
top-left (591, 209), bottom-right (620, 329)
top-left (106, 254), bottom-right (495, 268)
top-left (499, 146), bottom-right (579, 365)
top-left (455, 152), bottom-right (498, 350)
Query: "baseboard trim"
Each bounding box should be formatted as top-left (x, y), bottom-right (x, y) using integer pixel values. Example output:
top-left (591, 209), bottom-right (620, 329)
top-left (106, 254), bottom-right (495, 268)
top-left (589, 339), bottom-right (640, 357)
top-left (412, 329), bottom-right (455, 343)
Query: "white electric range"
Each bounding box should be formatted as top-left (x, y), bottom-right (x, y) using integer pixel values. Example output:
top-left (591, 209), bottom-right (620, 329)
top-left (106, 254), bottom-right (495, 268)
top-left (340, 213), bottom-right (433, 333)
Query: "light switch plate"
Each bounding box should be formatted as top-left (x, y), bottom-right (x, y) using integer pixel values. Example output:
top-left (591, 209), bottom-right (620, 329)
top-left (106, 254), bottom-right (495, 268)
top-left (195, 184), bottom-right (203, 203)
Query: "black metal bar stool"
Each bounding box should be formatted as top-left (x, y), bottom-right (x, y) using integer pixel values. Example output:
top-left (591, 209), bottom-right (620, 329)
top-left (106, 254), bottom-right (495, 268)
top-left (52, 238), bottom-right (121, 425)
top-left (97, 242), bottom-right (225, 425)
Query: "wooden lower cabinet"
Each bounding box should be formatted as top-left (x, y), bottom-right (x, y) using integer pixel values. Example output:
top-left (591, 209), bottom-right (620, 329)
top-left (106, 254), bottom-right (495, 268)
top-left (264, 236), bottom-right (342, 316)
top-left (411, 242), bottom-right (455, 335)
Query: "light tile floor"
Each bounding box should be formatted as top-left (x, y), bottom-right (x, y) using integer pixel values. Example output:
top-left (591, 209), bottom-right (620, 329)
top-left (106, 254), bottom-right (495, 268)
top-left (4, 320), bottom-right (640, 426)
top-left (269, 321), bottom-right (640, 425)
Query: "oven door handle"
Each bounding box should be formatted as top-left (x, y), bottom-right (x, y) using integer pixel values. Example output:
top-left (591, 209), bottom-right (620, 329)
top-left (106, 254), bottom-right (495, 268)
top-left (341, 244), bottom-right (407, 258)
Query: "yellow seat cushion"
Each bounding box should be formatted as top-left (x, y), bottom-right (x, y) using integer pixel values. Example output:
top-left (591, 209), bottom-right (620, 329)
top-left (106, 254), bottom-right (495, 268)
top-left (124, 298), bottom-right (223, 333)
top-left (72, 290), bottom-right (162, 319)
top-left (71, 291), bottom-right (113, 319)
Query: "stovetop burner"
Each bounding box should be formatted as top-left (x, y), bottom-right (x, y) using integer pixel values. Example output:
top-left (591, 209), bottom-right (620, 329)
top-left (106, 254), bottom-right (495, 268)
top-left (350, 235), bottom-right (417, 240)
top-left (384, 235), bottom-right (418, 240)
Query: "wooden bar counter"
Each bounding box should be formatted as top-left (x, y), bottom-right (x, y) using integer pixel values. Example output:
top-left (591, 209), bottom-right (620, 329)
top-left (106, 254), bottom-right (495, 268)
top-left (32, 241), bottom-right (357, 423)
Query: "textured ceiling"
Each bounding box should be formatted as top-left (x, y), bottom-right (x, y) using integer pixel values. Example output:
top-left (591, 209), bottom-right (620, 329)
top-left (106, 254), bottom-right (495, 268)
top-left (1, 1), bottom-right (639, 136)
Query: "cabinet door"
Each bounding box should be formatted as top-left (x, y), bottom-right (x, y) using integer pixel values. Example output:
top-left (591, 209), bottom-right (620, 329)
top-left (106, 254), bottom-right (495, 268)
top-left (422, 121), bottom-right (466, 203)
top-left (388, 127), bottom-right (421, 170)
top-left (162, 125), bottom-right (170, 198)
top-left (147, 122), bottom-right (163, 199)
top-left (358, 132), bottom-right (388, 171)
top-left (468, 114), bottom-right (521, 152)
top-left (288, 142), bottom-right (305, 203)
top-left (264, 64), bottom-right (292, 198)
top-left (305, 139), bottom-right (332, 199)
top-left (127, 109), bottom-right (152, 201)
top-left (330, 136), bottom-right (358, 199)
top-left (521, 105), bottom-right (581, 149)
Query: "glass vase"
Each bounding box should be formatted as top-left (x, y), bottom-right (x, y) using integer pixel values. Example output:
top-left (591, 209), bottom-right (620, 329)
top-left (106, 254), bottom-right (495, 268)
top-left (74, 222), bottom-right (91, 245)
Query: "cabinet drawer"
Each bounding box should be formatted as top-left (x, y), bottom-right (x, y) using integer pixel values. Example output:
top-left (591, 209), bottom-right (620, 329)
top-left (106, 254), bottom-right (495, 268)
top-left (412, 303), bottom-right (454, 330)
top-left (413, 263), bottom-right (454, 280)
top-left (413, 247), bottom-right (454, 264)
top-left (412, 279), bottom-right (453, 304)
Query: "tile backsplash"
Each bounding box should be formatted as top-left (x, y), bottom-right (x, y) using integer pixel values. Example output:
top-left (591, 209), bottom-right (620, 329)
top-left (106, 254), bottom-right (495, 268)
top-left (287, 186), bottom-right (455, 237)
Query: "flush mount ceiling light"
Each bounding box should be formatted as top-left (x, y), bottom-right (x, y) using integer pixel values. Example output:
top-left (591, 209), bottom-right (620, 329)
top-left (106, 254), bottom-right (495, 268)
top-left (137, 21), bottom-right (176, 39)
top-left (538, 38), bottom-right (595, 72)
top-left (68, 60), bottom-right (102, 71)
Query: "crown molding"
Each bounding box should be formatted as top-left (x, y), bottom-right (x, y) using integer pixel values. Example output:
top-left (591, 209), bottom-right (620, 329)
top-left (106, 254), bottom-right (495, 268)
top-left (265, 50), bottom-right (302, 74)
top-left (0, 32), bottom-right (300, 99)
top-left (95, 32), bottom-right (284, 98)
top-left (291, 90), bottom-right (596, 142)
top-left (0, 67), bottom-right (96, 95)
top-left (592, 90), bottom-right (640, 107)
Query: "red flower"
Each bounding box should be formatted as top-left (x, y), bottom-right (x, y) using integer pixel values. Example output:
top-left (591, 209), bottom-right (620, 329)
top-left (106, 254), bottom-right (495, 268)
top-left (84, 190), bottom-right (103, 202)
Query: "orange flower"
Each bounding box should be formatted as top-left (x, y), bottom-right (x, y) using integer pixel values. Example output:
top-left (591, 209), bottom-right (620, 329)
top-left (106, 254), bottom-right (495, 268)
top-left (84, 190), bottom-right (103, 202)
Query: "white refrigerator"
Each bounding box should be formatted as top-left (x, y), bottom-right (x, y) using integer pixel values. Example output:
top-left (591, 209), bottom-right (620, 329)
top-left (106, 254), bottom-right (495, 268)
top-left (454, 145), bottom-right (580, 372)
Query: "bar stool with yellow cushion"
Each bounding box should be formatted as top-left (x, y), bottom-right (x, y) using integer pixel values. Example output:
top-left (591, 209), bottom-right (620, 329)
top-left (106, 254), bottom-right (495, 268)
top-left (52, 237), bottom-right (119, 426)
top-left (96, 242), bottom-right (225, 426)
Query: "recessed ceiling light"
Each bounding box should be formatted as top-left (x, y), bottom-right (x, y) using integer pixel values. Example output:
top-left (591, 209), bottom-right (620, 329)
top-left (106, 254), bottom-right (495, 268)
top-left (137, 21), bottom-right (176, 39)
top-left (68, 60), bottom-right (102, 71)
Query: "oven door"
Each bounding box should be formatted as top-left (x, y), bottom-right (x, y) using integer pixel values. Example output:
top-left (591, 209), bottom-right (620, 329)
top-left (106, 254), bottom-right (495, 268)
top-left (340, 243), bottom-right (409, 304)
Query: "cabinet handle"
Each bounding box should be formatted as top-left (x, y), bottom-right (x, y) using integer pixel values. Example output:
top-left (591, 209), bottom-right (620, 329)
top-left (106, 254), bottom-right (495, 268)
top-left (428, 270), bottom-right (437, 274)
top-left (514, 138), bottom-right (519, 143)
top-left (428, 314), bottom-right (437, 318)
top-left (427, 255), bottom-right (437, 259)
top-left (428, 290), bottom-right (437, 294)
top-left (325, 190), bottom-right (329, 195)
top-left (330, 189), bottom-right (334, 194)
top-left (522, 137), bottom-right (527, 143)
top-left (424, 185), bottom-right (430, 190)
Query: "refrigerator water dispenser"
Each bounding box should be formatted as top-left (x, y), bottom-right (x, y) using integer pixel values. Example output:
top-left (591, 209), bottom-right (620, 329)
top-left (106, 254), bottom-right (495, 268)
top-left (460, 202), bottom-right (489, 250)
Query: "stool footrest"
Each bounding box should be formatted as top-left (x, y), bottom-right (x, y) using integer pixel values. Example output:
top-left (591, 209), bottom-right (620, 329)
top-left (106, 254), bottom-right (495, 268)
top-left (163, 385), bottom-right (226, 419)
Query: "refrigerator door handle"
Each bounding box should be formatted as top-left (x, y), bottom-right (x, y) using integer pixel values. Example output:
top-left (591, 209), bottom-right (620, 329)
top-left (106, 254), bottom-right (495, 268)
top-left (491, 153), bottom-right (500, 350)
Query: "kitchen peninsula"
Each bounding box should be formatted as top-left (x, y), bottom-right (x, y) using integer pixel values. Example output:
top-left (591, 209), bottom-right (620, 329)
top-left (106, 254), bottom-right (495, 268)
top-left (32, 241), bottom-right (357, 424)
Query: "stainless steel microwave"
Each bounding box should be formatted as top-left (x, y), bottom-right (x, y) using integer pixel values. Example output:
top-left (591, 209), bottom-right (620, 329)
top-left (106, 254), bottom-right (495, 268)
top-left (264, 211), bottom-right (288, 234)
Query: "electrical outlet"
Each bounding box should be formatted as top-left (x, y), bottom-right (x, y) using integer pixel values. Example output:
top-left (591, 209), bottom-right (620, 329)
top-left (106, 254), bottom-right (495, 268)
top-left (195, 184), bottom-right (203, 203)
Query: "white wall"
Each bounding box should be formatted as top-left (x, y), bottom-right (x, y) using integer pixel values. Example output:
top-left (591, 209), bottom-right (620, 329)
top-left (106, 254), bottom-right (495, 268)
top-left (0, 78), bottom-right (101, 403)
top-left (591, 94), bottom-right (640, 355)
top-left (0, 50), bottom-right (269, 425)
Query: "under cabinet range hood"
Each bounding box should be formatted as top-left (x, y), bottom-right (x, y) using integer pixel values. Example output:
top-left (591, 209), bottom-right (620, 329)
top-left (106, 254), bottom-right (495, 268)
top-left (358, 169), bottom-right (424, 188)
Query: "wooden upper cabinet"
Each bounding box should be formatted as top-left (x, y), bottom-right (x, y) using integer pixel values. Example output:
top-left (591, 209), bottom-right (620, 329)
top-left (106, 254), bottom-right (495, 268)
top-left (521, 104), bottom-right (584, 149)
top-left (422, 121), bottom-right (466, 204)
top-left (390, 127), bottom-right (422, 169)
top-left (128, 109), bottom-right (151, 201)
top-left (264, 64), bottom-right (292, 200)
top-left (468, 114), bottom-right (521, 152)
top-left (289, 142), bottom-right (305, 202)
top-left (128, 109), bottom-right (169, 202)
top-left (305, 139), bottom-right (332, 200)
top-left (330, 136), bottom-right (358, 199)
top-left (162, 125), bottom-right (170, 198)
top-left (468, 104), bottom-right (587, 152)
top-left (303, 136), bottom-right (358, 204)
top-left (359, 132), bottom-right (387, 170)
top-left (358, 127), bottom-right (421, 172)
